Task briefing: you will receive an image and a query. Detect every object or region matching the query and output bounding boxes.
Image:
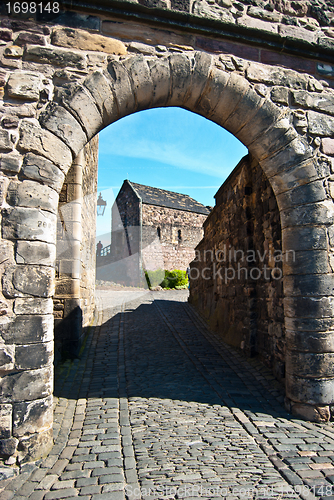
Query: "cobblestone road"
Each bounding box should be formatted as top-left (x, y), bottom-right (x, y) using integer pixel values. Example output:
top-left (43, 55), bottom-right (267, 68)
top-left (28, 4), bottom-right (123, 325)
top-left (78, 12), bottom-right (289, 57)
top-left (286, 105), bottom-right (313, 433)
top-left (2, 290), bottom-right (334, 500)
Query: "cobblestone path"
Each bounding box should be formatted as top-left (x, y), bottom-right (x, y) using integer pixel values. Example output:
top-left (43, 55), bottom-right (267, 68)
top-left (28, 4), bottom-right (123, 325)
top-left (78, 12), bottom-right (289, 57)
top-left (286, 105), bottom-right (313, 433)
top-left (2, 290), bottom-right (334, 500)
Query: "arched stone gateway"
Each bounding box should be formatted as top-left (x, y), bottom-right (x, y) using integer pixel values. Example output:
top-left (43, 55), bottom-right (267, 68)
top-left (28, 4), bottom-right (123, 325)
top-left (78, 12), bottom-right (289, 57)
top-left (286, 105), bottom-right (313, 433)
top-left (0, 3), bottom-right (334, 461)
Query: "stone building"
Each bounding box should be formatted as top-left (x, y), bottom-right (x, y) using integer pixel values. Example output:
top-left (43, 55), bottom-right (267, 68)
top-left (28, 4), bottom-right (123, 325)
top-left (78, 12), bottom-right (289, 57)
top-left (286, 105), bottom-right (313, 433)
top-left (108, 180), bottom-right (210, 285)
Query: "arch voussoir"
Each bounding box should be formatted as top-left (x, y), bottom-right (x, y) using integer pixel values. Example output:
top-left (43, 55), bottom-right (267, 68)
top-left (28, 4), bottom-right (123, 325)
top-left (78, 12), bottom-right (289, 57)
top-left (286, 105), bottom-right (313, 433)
top-left (236, 98), bottom-right (283, 148)
top-left (60, 85), bottom-right (104, 141)
top-left (39, 103), bottom-right (87, 157)
top-left (123, 55), bottom-right (154, 112)
top-left (210, 72), bottom-right (249, 128)
top-left (223, 86), bottom-right (265, 136)
top-left (268, 158), bottom-right (319, 196)
top-left (260, 137), bottom-right (314, 179)
top-left (168, 53), bottom-right (192, 107)
top-left (276, 180), bottom-right (327, 211)
top-left (147, 57), bottom-right (171, 108)
top-left (183, 51), bottom-right (213, 111)
top-left (193, 66), bottom-right (229, 119)
top-left (107, 59), bottom-right (137, 119)
top-left (83, 71), bottom-right (118, 127)
top-left (17, 120), bottom-right (73, 174)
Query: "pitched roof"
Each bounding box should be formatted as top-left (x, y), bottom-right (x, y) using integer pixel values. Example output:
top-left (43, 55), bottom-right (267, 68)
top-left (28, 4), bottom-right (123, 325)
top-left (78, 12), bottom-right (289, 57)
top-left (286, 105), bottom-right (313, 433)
top-left (125, 180), bottom-right (211, 215)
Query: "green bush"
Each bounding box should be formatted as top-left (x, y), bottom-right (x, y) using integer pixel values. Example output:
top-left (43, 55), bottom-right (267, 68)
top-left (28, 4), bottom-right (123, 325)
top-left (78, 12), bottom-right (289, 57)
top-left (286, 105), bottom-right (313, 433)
top-left (144, 269), bottom-right (165, 288)
top-left (145, 269), bottom-right (189, 289)
top-left (163, 270), bottom-right (188, 289)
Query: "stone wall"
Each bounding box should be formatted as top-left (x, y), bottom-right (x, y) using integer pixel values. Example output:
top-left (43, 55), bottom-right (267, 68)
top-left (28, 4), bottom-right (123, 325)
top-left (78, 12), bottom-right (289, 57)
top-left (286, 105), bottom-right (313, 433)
top-left (189, 155), bottom-right (286, 382)
top-left (142, 204), bottom-right (208, 271)
top-left (54, 137), bottom-right (98, 361)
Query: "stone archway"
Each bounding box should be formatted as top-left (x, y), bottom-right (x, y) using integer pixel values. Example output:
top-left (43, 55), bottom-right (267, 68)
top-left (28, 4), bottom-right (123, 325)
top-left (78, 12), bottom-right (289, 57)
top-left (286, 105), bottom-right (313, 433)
top-left (1, 43), bottom-right (333, 461)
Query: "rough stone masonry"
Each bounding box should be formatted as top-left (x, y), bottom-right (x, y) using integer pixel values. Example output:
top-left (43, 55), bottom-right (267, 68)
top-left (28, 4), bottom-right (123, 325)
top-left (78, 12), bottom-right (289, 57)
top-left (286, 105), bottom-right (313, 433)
top-left (0, 0), bottom-right (334, 462)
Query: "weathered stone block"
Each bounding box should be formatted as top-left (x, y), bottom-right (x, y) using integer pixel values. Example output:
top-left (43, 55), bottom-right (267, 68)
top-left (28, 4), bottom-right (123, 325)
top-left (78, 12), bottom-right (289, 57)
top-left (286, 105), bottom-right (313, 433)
top-left (269, 159), bottom-right (319, 196)
top-left (248, 6), bottom-right (281, 22)
top-left (13, 395), bottom-right (53, 438)
top-left (261, 137), bottom-right (313, 177)
top-left (17, 120), bottom-right (72, 172)
top-left (0, 345), bottom-right (14, 371)
top-left (277, 180), bottom-right (326, 210)
top-left (51, 27), bottom-right (126, 55)
top-left (14, 297), bottom-right (53, 315)
top-left (15, 341), bottom-right (53, 370)
top-left (107, 60), bottom-right (136, 119)
top-left (292, 90), bottom-right (334, 116)
top-left (0, 239), bottom-right (15, 267)
top-left (40, 103), bottom-right (87, 156)
top-left (168, 53), bottom-right (192, 107)
top-left (0, 314), bottom-right (53, 344)
top-left (0, 365), bottom-right (53, 402)
top-left (15, 32), bottom-right (46, 46)
top-left (2, 116), bottom-right (19, 129)
top-left (282, 226), bottom-right (327, 252)
top-left (280, 200), bottom-right (334, 229)
top-left (7, 180), bottom-right (58, 214)
top-left (16, 241), bottom-right (55, 266)
top-left (284, 296), bottom-right (334, 319)
top-left (2, 207), bottom-right (57, 244)
top-left (7, 72), bottom-right (41, 101)
top-left (183, 51), bottom-right (212, 110)
top-left (271, 86), bottom-right (289, 105)
top-left (279, 25), bottom-right (317, 44)
top-left (4, 45), bottom-right (23, 58)
top-left (0, 437), bottom-right (18, 456)
top-left (124, 56), bottom-right (154, 111)
top-left (285, 316), bottom-right (334, 333)
top-left (284, 274), bottom-right (334, 298)
top-left (18, 427), bottom-right (52, 463)
top-left (283, 250), bottom-right (329, 276)
top-left (9, 265), bottom-right (54, 298)
top-left (237, 99), bottom-right (282, 148)
top-left (286, 374), bottom-right (334, 405)
top-left (308, 110), bottom-right (334, 137)
top-left (128, 41), bottom-right (156, 55)
top-left (0, 130), bottom-right (13, 152)
top-left (287, 350), bottom-right (334, 379)
top-left (61, 86), bottom-right (102, 140)
top-left (290, 402), bottom-right (330, 423)
top-left (210, 71), bottom-right (248, 129)
top-left (0, 153), bottom-right (22, 173)
top-left (237, 15), bottom-right (278, 33)
top-left (286, 329), bottom-right (334, 353)
top-left (223, 85), bottom-right (264, 136)
top-left (148, 58), bottom-right (171, 108)
top-left (83, 71), bottom-right (118, 125)
top-left (322, 138), bottom-right (334, 156)
top-left (55, 277), bottom-right (80, 297)
top-left (246, 62), bottom-right (308, 89)
top-left (0, 404), bottom-right (12, 439)
top-left (25, 45), bottom-right (86, 70)
top-left (21, 153), bottom-right (65, 193)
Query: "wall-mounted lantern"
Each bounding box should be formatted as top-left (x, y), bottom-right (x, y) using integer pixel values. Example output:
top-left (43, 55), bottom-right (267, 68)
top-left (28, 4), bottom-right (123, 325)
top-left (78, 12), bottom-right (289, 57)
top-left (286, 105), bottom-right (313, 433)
top-left (97, 192), bottom-right (107, 216)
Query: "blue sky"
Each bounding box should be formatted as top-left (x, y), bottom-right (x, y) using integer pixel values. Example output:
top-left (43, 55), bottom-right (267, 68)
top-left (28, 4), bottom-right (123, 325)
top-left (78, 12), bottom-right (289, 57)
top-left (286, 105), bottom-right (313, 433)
top-left (96, 107), bottom-right (247, 244)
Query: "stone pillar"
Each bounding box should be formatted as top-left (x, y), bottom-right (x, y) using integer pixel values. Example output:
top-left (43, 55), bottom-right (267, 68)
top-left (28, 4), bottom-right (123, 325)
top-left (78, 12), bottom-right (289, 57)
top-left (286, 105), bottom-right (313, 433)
top-left (283, 223), bottom-right (334, 422)
top-left (0, 180), bottom-right (57, 462)
top-left (54, 151), bottom-right (83, 360)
